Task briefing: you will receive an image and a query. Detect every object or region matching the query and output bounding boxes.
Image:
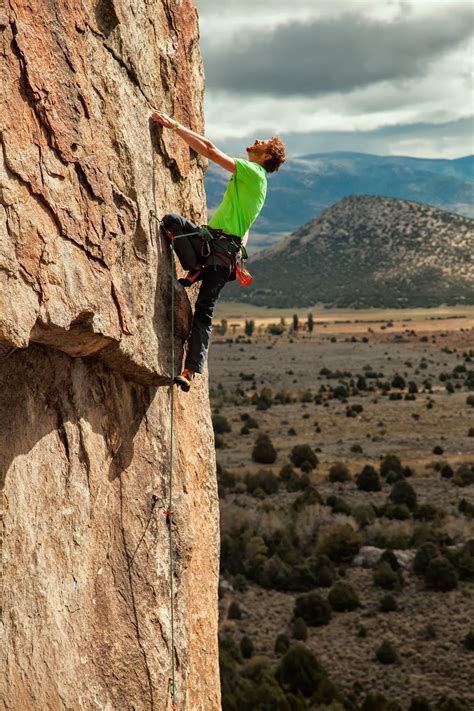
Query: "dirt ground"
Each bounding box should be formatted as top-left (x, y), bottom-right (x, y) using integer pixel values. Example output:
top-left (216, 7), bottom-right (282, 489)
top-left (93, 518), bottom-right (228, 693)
top-left (209, 310), bottom-right (473, 472)
top-left (208, 307), bottom-right (474, 708)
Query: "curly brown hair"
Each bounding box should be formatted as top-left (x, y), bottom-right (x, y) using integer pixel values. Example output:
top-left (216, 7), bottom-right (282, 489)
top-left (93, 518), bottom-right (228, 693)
top-left (263, 136), bottom-right (286, 173)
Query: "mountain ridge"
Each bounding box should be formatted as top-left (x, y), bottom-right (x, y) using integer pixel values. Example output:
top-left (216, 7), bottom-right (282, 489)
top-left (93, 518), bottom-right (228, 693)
top-left (205, 152), bottom-right (474, 252)
top-left (224, 195), bottom-right (474, 309)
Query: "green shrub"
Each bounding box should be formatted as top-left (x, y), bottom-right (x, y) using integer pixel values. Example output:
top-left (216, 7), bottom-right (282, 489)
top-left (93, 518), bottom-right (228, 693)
top-left (240, 635), bottom-right (253, 659)
top-left (274, 633), bottom-right (290, 656)
top-left (214, 434), bottom-right (224, 449)
top-left (362, 691), bottom-right (402, 710)
top-left (228, 601), bottom-right (242, 619)
top-left (261, 554), bottom-right (292, 590)
top-left (221, 534), bottom-right (246, 576)
top-left (217, 462), bottom-right (237, 495)
top-left (423, 623), bottom-right (437, 640)
top-left (239, 656), bottom-right (291, 709)
top-left (294, 591), bottom-right (332, 627)
top-left (409, 697), bottom-right (433, 711)
top-left (414, 504), bottom-right (440, 522)
top-left (463, 629), bottom-right (474, 651)
top-left (373, 561), bottom-right (402, 591)
top-left (266, 322), bottom-right (285, 335)
top-left (411, 523), bottom-right (444, 549)
top-left (454, 463), bottom-right (474, 486)
top-left (353, 503), bottom-right (377, 528)
top-left (280, 463), bottom-right (304, 492)
top-left (275, 644), bottom-right (334, 699)
top-left (328, 581), bottom-right (360, 611)
top-left (370, 524), bottom-right (410, 550)
top-left (252, 434), bottom-right (277, 464)
top-left (440, 463), bottom-right (454, 479)
top-left (328, 462), bottom-right (351, 483)
top-left (286, 562), bottom-right (317, 593)
top-left (326, 495), bottom-right (352, 516)
top-left (437, 697), bottom-right (470, 711)
top-left (290, 444), bottom-right (319, 469)
top-left (257, 387), bottom-right (273, 407)
top-left (391, 374), bottom-right (406, 389)
top-left (219, 633), bottom-right (243, 663)
top-left (448, 540), bottom-right (474, 581)
top-left (384, 503), bottom-right (411, 520)
top-left (292, 486), bottom-right (324, 510)
top-left (385, 470), bottom-right (405, 485)
top-left (413, 542), bottom-right (440, 575)
top-left (245, 470), bottom-right (279, 496)
top-left (380, 454), bottom-right (404, 478)
top-left (424, 556), bottom-right (458, 591)
top-left (380, 549), bottom-right (401, 571)
top-left (458, 499), bottom-right (474, 518)
top-left (244, 535), bottom-right (268, 581)
top-left (375, 640), bottom-right (398, 664)
top-left (332, 385), bottom-right (348, 399)
top-left (244, 319), bottom-right (255, 337)
top-left (233, 574), bottom-right (248, 592)
top-left (379, 594), bottom-right (398, 612)
top-left (292, 617), bottom-right (308, 641)
top-left (316, 524), bottom-right (363, 564)
top-left (356, 465), bottom-right (382, 492)
top-left (300, 459), bottom-right (314, 473)
top-left (212, 413), bottom-right (232, 434)
top-left (389, 480), bottom-right (417, 510)
top-left (311, 555), bottom-right (337, 588)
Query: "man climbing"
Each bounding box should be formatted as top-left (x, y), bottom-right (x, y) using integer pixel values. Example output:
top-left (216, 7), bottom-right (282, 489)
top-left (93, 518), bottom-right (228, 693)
top-left (151, 111), bottom-right (286, 391)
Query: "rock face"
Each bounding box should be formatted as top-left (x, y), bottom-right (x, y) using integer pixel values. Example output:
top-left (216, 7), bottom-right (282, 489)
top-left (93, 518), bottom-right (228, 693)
top-left (1, 2), bottom-right (220, 709)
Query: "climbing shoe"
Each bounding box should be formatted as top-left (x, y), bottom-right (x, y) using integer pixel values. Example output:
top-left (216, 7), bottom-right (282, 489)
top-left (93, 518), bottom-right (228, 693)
top-left (174, 369), bottom-right (195, 392)
top-left (178, 267), bottom-right (202, 287)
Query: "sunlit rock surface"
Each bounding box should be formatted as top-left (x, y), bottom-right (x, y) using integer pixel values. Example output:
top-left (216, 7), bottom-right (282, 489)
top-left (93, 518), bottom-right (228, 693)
top-left (0, 1), bottom-right (220, 708)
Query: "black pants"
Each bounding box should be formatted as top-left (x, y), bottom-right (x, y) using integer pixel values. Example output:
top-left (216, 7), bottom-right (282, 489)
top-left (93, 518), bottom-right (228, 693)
top-left (162, 213), bottom-right (229, 374)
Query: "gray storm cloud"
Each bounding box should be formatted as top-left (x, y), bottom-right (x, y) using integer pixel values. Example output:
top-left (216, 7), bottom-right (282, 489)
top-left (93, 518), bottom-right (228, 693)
top-left (203, 12), bottom-right (473, 97)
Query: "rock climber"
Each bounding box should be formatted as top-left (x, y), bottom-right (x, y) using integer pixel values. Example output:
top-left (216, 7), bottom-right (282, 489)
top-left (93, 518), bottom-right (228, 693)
top-left (151, 111), bottom-right (286, 392)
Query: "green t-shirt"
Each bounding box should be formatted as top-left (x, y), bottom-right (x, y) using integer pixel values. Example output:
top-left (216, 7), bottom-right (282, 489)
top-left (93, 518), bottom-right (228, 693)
top-left (209, 158), bottom-right (267, 243)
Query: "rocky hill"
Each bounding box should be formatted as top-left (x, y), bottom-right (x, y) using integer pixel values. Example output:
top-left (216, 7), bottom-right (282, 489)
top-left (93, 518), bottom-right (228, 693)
top-left (1, 2), bottom-right (219, 709)
top-left (225, 196), bottom-right (474, 308)
top-left (206, 152), bottom-right (474, 251)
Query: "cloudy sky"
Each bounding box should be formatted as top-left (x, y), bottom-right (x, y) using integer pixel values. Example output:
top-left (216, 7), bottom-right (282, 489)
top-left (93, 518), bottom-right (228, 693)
top-left (194, 0), bottom-right (474, 158)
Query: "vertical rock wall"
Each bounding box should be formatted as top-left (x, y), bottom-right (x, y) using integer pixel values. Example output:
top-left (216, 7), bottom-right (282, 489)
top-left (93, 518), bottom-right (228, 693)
top-left (0, 1), bottom-right (220, 709)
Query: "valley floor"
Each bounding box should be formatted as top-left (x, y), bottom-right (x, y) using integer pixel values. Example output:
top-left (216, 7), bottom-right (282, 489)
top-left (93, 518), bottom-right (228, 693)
top-left (208, 308), bottom-right (474, 709)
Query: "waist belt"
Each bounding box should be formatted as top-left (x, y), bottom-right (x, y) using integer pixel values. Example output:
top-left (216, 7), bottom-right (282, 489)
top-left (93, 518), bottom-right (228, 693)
top-left (203, 227), bottom-right (248, 260)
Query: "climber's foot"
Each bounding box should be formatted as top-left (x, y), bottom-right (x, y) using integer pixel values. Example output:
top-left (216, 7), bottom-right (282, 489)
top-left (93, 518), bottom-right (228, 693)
top-left (173, 368), bottom-right (195, 392)
top-left (178, 268), bottom-right (202, 287)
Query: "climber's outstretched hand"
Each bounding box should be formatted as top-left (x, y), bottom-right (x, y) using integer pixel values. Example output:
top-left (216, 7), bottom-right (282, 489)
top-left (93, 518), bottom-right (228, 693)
top-left (151, 112), bottom-right (175, 128)
top-left (150, 111), bottom-right (236, 173)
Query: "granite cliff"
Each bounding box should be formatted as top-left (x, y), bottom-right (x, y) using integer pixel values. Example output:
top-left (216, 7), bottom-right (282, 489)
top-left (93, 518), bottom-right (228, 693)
top-left (0, 1), bottom-right (220, 709)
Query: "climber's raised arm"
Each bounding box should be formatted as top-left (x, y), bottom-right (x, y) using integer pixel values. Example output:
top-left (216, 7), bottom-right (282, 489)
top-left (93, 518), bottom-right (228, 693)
top-left (150, 112), bottom-right (236, 174)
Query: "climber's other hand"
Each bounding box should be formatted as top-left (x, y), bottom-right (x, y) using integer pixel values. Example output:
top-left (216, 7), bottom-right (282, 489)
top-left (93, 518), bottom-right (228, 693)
top-left (151, 112), bottom-right (174, 128)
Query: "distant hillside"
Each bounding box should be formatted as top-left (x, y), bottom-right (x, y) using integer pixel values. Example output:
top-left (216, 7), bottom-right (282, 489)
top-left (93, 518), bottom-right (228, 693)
top-left (223, 196), bottom-right (474, 308)
top-left (205, 152), bottom-right (474, 251)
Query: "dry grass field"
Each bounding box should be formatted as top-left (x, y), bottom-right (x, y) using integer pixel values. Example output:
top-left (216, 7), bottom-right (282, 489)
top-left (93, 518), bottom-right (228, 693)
top-left (208, 305), bottom-right (474, 709)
